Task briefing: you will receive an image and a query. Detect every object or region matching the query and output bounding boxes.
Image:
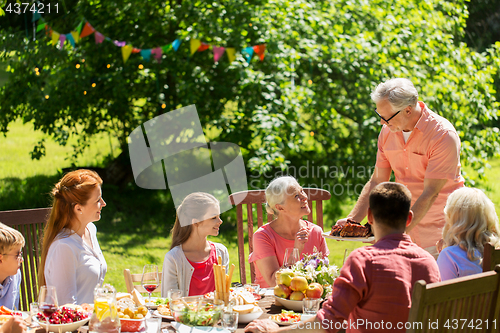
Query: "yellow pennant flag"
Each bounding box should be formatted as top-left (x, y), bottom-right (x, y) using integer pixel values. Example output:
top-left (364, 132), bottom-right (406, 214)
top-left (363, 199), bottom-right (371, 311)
top-left (51, 31), bottom-right (60, 46)
top-left (190, 39), bottom-right (201, 55)
top-left (122, 45), bottom-right (133, 63)
top-left (71, 31), bottom-right (80, 44)
top-left (226, 48), bottom-right (236, 63)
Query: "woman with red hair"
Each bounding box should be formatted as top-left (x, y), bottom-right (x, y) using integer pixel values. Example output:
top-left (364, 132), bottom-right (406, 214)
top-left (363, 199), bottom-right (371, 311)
top-left (38, 169), bottom-right (107, 304)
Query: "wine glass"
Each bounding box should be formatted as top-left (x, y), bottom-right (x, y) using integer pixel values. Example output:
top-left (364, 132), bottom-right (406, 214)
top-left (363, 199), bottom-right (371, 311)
top-left (38, 286), bottom-right (58, 332)
top-left (282, 248), bottom-right (300, 268)
top-left (141, 264), bottom-right (159, 307)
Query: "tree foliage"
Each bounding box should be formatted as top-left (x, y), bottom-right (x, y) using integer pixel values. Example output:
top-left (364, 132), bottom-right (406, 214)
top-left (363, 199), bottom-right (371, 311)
top-left (1, 0), bottom-right (500, 194)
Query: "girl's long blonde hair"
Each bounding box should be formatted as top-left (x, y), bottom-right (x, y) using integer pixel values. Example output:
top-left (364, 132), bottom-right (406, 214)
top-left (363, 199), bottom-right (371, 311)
top-left (38, 169), bottom-right (103, 287)
top-left (170, 192), bottom-right (219, 250)
top-left (442, 187), bottom-right (500, 262)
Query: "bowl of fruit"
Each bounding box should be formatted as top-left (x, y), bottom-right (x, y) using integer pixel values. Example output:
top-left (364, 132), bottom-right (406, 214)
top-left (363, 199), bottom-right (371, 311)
top-left (274, 275), bottom-right (324, 312)
top-left (170, 296), bottom-right (224, 327)
top-left (118, 305), bottom-right (149, 332)
top-left (35, 305), bottom-right (90, 332)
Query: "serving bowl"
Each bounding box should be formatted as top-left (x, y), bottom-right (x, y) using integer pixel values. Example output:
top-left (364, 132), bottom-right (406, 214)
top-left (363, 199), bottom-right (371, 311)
top-left (237, 307), bottom-right (264, 324)
top-left (171, 297), bottom-right (224, 326)
top-left (35, 317), bottom-right (90, 332)
top-left (274, 296), bottom-right (304, 312)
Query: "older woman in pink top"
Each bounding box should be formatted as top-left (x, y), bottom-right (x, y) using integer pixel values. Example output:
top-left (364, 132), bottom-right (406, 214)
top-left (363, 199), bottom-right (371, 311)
top-left (248, 176), bottom-right (329, 288)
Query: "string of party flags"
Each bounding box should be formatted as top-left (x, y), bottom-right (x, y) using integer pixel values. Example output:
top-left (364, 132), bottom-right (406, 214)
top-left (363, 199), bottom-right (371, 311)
top-left (34, 17), bottom-right (266, 64)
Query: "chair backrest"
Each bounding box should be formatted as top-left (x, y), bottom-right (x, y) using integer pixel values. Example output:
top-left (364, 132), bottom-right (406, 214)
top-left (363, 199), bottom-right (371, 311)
top-left (483, 241), bottom-right (500, 272)
top-left (407, 265), bottom-right (500, 333)
top-left (123, 269), bottom-right (162, 294)
top-left (0, 207), bottom-right (51, 311)
top-left (228, 188), bottom-right (331, 284)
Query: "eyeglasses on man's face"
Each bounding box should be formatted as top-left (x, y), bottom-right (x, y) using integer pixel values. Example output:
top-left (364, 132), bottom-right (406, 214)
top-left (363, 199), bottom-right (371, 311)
top-left (374, 108), bottom-right (401, 124)
top-left (2, 250), bottom-right (23, 261)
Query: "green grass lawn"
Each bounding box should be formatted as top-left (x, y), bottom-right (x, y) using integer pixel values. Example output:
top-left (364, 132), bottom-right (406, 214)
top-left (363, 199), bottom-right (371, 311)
top-left (0, 120), bottom-right (499, 296)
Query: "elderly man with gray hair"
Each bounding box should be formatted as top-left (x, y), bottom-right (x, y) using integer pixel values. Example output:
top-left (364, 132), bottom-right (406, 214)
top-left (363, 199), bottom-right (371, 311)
top-left (337, 78), bottom-right (464, 258)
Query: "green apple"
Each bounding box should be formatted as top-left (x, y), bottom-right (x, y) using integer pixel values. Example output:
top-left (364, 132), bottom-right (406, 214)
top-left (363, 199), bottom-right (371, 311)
top-left (279, 271), bottom-right (295, 287)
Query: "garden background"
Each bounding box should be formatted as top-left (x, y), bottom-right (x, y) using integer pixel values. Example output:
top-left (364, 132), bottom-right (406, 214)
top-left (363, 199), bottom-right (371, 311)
top-left (1, 0), bottom-right (500, 293)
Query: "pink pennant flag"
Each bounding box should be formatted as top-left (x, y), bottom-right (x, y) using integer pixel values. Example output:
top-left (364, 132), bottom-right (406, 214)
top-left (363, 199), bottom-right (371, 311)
top-left (59, 34), bottom-right (66, 49)
top-left (94, 31), bottom-right (105, 44)
top-left (213, 46), bottom-right (225, 63)
top-left (151, 47), bottom-right (162, 61)
top-left (114, 40), bottom-right (126, 47)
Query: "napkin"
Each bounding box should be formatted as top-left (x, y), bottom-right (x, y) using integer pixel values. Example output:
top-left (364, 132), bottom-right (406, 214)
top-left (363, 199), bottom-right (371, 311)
top-left (170, 322), bottom-right (229, 333)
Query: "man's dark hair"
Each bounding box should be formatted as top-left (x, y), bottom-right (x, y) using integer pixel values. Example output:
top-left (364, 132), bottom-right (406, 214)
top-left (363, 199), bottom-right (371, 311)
top-left (369, 182), bottom-right (412, 229)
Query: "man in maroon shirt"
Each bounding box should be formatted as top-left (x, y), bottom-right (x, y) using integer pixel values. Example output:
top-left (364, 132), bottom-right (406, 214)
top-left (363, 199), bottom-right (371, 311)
top-left (245, 182), bottom-right (440, 333)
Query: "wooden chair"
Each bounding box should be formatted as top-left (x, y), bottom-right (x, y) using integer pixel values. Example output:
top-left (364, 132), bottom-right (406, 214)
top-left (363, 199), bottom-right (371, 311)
top-left (407, 265), bottom-right (500, 333)
top-left (0, 207), bottom-right (51, 311)
top-left (483, 241), bottom-right (500, 272)
top-left (123, 269), bottom-right (162, 294)
top-left (228, 188), bottom-right (331, 284)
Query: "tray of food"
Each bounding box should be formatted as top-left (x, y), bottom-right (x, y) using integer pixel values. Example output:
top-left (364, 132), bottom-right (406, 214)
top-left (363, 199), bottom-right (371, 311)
top-left (324, 219), bottom-right (374, 242)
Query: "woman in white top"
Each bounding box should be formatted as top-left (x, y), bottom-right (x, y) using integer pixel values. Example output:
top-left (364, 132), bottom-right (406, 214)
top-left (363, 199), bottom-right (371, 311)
top-left (39, 169), bottom-right (107, 304)
top-left (161, 192), bottom-right (228, 297)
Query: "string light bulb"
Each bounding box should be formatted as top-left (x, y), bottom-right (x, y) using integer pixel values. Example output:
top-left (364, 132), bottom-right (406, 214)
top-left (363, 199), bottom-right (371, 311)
top-left (76, 64), bottom-right (80, 69)
top-left (84, 91), bottom-right (87, 95)
top-left (308, 79), bottom-right (312, 85)
top-left (92, 83), bottom-right (96, 88)
top-left (161, 104), bottom-right (166, 109)
top-left (107, 64), bottom-right (111, 68)
top-left (82, 59), bottom-right (85, 63)
top-left (138, 64), bottom-right (144, 69)
top-left (310, 131), bottom-right (314, 136)
top-left (45, 95), bottom-right (49, 99)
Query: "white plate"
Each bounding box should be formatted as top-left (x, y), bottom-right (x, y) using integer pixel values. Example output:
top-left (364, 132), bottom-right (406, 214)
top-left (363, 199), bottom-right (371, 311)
top-left (322, 231), bottom-right (375, 242)
top-left (237, 307), bottom-right (263, 324)
top-left (34, 317), bottom-right (90, 332)
top-left (153, 309), bottom-right (174, 320)
top-left (269, 314), bottom-right (301, 326)
top-left (145, 297), bottom-right (170, 310)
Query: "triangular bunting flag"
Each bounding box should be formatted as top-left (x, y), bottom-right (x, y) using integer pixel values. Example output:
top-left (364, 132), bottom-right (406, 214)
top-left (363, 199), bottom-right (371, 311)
top-left (172, 39), bottom-right (181, 51)
top-left (140, 49), bottom-right (152, 61)
top-left (66, 33), bottom-right (76, 48)
top-left (162, 44), bottom-right (173, 54)
top-left (190, 39), bottom-right (201, 55)
top-left (36, 23), bottom-right (46, 32)
top-left (151, 47), bottom-right (162, 61)
top-left (132, 48), bottom-right (141, 54)
top-left (76, 21), bottom-right (84, 35)
top-left (71, 31), bottom-right (80, 44)
top-left (213, 46), bottom-right (225, 63)
top-left (45, 25), bottom-right (52, 37)
top-left (242, 46), bottom-right (254, 63)
top-left (94, 31), bottom-right (105, 44)
top-left (253, 44), bottom-right (266, 61)
top-left (226, 48), bottom-right (236, 63)
top-left (122, 45), bottom-right (133, 63)
top-left (80, 22), bottom-right (95, 39)
top-left (32, 10), bottom-right (41, 22)
top-left (59, 34), bottom-right (66, 49)
top-left (51, 31), bottom-right (60, 46)
top-left (197, 42), bottom-right (210, 52)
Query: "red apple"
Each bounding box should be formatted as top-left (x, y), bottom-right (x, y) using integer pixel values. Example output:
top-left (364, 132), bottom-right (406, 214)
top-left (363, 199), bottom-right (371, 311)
top-left (305, 283), bottom-right (323, 299)
top-left (289, 291), bottom-right (305, 301)
top-left (274, 284), bottom-right (292, 299)
top-left (290, 276), bottom-right (309, 292)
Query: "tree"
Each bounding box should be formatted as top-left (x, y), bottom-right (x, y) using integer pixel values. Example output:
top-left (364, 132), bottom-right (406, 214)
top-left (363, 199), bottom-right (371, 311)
top-left (1, 0), bottom-right (499, 199)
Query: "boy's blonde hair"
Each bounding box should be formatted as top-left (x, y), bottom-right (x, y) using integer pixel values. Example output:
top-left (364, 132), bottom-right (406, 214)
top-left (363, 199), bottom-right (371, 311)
top-left (443, 187), bottom-right (500, 262)
top-left (0, 222), bottom-right (25, 254)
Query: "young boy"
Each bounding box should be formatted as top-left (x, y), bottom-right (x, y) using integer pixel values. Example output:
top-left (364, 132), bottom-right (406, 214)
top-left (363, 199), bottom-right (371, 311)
top-left (0, 222), bottom-right (25, 310)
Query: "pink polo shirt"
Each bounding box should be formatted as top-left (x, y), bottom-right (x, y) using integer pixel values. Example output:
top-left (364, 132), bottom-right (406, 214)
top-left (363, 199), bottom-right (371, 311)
top-left (316, 233), bottom-right (441, 333)
top-left (376, 102), bottom-right (464, 248)
top-left (248, 221), bottom-right (329, 288)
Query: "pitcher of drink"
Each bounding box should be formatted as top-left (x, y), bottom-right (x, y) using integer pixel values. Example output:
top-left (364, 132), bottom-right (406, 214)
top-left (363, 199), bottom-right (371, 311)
top-left (89, 284), bottom-right (121, 333)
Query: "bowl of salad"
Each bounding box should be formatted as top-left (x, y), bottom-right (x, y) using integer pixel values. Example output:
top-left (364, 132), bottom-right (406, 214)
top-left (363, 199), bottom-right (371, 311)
top-left (170, 297), bottom-right (224, 327)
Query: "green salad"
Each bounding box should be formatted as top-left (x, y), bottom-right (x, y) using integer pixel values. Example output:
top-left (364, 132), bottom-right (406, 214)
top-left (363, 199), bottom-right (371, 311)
top-left (175, 303), bottom-right (220, 326)
top-left (154, 298), bottom-right (170, 305)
